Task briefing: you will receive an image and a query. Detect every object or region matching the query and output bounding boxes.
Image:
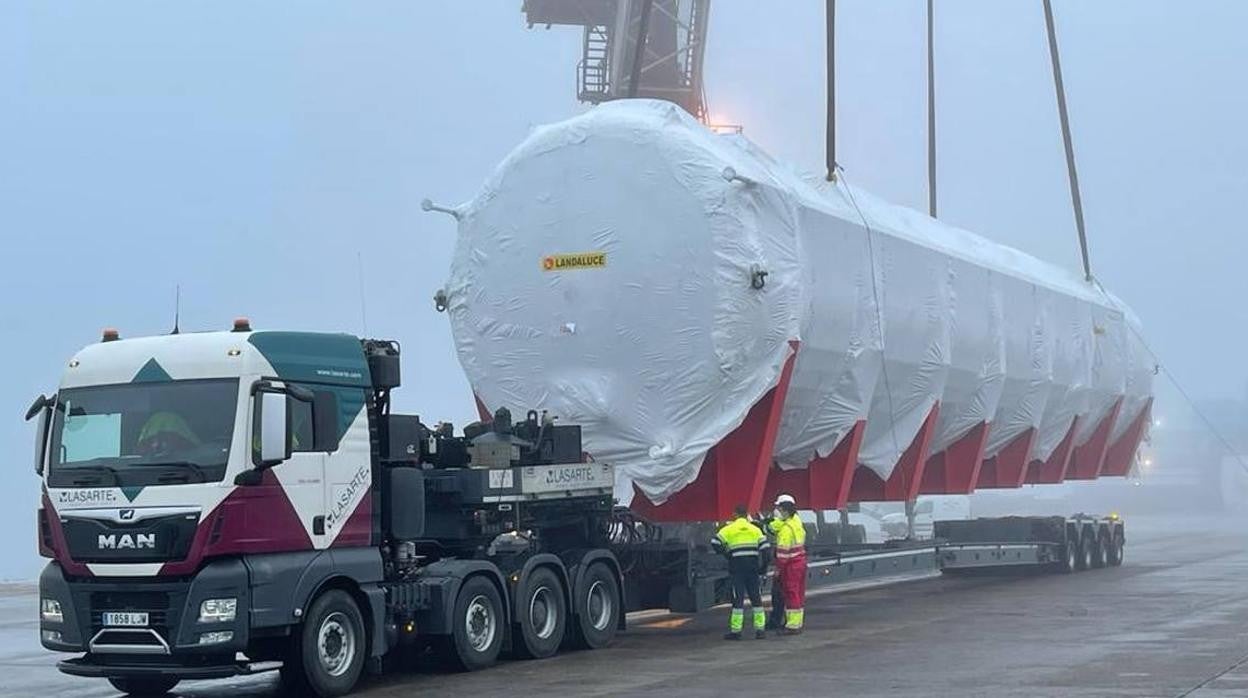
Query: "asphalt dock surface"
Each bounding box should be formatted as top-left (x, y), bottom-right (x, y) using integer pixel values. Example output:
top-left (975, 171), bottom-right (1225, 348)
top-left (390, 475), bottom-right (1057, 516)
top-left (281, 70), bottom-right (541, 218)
top-left (4, 515), bottom-right (1247, 697)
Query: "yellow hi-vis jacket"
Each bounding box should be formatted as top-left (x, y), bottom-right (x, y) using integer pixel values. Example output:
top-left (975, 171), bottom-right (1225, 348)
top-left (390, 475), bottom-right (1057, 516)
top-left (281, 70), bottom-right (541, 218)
top-left (712, 517), bottom-right (769, 559)
top-left (768, 516), bottom-right (807, 561)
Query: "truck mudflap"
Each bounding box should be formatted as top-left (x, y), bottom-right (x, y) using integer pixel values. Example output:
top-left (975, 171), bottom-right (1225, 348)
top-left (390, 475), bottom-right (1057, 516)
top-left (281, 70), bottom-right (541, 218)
top-left (57, 656), bottom-right (283, 681)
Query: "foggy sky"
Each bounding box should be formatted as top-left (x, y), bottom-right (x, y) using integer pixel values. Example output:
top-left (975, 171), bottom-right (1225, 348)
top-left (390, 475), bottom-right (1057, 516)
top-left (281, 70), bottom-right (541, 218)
top-left (2, 1), bottom-right (1244, 579)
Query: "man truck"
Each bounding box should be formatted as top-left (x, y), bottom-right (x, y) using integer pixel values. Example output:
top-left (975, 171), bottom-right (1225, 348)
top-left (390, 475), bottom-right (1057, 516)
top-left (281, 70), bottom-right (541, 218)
top-left (30, 322), bottom-right (1130, 697)
top-left (31, 323), bottom-right (623, 696)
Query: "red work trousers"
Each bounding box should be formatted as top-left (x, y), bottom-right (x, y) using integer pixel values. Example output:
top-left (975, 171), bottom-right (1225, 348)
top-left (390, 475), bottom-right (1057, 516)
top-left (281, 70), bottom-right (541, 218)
top-left (775, 554), bottom-right (807, 611)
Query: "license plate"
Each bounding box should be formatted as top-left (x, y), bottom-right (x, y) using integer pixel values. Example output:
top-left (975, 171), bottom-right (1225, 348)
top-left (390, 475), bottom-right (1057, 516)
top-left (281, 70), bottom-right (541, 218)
top-left (102, 612), bottom-right (149, 627)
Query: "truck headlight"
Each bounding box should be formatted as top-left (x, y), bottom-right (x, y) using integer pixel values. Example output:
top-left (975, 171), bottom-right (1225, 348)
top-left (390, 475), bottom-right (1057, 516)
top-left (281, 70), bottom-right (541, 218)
top-left (198, 598), bottom-right (237, 623)
top-left (40, 598), bottom-right (63, 623)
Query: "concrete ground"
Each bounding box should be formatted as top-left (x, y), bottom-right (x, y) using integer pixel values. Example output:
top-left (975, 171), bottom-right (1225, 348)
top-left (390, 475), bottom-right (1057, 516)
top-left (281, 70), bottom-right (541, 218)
top-left (3, 515), bottom-right (1247, 697)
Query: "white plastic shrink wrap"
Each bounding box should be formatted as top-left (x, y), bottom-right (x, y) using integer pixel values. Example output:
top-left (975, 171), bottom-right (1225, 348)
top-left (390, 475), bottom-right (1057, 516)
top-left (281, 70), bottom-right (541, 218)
top-left (446, 100), bottom-right (1152, 505)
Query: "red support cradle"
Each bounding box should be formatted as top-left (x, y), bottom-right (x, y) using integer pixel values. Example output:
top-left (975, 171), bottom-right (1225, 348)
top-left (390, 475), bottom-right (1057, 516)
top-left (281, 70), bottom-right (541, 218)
top-left (1100, 398), bottom-right (1153, 477)
top-left (1066, 398), bottom-right (1123, 480)
top-left (630, 342), bottom-right (801, 521)
top-left (848, 403), bottom-right (941, 502)
top-left (920, 421), bottom-right (991, 494)
top-left (977, 428), bottom-right (1036, 489)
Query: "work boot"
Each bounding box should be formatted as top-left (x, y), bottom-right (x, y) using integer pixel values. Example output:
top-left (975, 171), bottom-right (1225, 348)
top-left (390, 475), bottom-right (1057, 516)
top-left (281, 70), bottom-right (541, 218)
top-left (755, 630), bottom-right (767, 639)
top-left (723, 632), bottom-right (742, 641)
top-left (778, 627), bottom-right (803, 636)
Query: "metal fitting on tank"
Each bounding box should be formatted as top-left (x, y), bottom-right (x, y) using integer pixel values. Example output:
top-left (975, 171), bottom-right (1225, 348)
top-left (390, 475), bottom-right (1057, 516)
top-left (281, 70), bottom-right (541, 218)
top-left (420, 198), bottom-right (461, 220)
top-left (749, 264), bottom-right (768, 290)
top-left (722, 166), bottom-right (756, 186)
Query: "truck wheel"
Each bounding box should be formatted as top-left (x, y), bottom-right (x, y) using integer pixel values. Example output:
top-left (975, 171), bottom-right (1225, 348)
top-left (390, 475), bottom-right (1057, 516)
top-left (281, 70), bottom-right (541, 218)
top-left (569, 562), bottom-right (619, 650)
top-left (448, 575), bottom-right (505, 671)
top-left (1107, 532), bottom-right (1125, 566)
top-left (107, 677), bottom-right (179, 696)
top-left (514, 567), bottom-right (567, 659)
top-left (1091, 533), bottom-right (1108, 568)
top-left (1058, 538), bottom-right (1078, 573)
top-left (1076, 532), bottom-right (1094, 571)
top-left (284, 589), bottom-right (366, 698)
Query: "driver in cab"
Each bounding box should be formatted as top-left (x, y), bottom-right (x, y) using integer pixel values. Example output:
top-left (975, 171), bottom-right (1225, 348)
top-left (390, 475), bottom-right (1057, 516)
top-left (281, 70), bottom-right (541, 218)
top-left (135, 411), bottom-right (200, 458)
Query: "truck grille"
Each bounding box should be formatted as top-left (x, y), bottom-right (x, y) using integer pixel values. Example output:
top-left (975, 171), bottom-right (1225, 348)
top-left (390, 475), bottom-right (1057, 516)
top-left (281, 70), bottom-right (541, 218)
top-left (89, 591), bottom-right (172, 642)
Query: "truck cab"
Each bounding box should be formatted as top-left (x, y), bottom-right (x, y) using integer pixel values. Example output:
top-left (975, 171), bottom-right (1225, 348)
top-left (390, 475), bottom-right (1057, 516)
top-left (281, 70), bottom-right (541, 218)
top-left (32, 324), bottom-right (383, 692)
top-left (31, 323), bottom-right (622, 697)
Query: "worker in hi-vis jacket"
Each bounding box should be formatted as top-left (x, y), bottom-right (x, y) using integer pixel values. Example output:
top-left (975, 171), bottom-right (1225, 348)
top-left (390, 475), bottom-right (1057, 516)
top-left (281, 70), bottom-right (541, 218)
top-left (768, 494), bottom-right (807, 634)
top-left (711, 504), bottom-right (770, 640)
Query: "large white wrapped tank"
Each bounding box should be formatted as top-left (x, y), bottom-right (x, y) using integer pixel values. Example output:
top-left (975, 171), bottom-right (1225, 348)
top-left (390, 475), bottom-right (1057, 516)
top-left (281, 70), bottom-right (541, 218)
top-left (445, 100), bottom-right (1152, 505)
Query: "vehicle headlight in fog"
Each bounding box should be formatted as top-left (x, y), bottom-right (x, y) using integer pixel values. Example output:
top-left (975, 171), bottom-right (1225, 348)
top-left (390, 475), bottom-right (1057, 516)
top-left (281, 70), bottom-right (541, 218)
top-left (198, 598), bottom-right (237, 623)
top-left (40, 598), bottom-right (63, 623)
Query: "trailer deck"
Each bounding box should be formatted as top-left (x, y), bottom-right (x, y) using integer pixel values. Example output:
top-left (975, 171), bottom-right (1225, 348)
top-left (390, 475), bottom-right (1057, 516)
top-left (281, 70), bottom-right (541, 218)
top-left (620, 514), bottom-right (1126, 613)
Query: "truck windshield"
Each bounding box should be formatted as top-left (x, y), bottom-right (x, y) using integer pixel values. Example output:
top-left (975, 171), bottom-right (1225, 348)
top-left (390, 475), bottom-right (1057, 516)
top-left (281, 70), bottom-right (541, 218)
top-left (46, 379), bottom-right (239, 488)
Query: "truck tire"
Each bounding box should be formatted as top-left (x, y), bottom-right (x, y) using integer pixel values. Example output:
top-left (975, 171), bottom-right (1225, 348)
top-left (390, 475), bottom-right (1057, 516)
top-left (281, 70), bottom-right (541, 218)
top-left (569, 562), bottom-right (619, 650)
top-left (282, 589), bottom-right (367, 698)
top-left (447, 575), bottom-right (505, 671)
top-left (1076, 531), bottom-right (1094, 571)
top-left (514, 567), bottom-right (568, 659)
top-left (1091, 531), bottom-right (1108, 569)
top-left (1107, 531), bottom-right (1125, 566)
top-left (1058, 538), bottom-right (1078, 573)
top-left (106, 677), bottom-right (179, 696)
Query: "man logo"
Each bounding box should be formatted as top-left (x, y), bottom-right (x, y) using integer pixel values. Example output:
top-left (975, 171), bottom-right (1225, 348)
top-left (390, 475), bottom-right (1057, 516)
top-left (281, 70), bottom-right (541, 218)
top-left (98, 533), bottom-right (155, 550)
top-left (119, 509), bottom-right (135, 521)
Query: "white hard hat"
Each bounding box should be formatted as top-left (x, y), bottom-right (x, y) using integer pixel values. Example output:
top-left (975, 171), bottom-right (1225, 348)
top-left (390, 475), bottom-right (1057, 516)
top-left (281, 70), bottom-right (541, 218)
top-left (774, 494), bottom-right (796, 507)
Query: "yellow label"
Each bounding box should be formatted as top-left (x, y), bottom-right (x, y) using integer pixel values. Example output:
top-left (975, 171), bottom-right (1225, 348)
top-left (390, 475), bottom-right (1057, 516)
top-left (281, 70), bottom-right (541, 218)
top-left (542, 252), bottom-right (607, 271)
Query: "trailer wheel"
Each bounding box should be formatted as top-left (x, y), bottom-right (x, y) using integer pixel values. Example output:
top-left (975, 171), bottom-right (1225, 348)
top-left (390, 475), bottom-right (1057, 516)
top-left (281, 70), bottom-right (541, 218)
top-left (1076, 531), bottom-right (1094, 571)
top-left (1091, 531), bottom-right (1108, 569)
top-left (107, 677), bottom-right (179, 696)
top-left (1107, 531), bottom-right (1125, 566)
top-left (1058, 538), bottom-right (1078, 573)
top-left (281, 589), bottom-right (366, 698)
top-left (514, 567), bottom-right (568, 659)
top-left (569, 562), bottom-right (619, 650)
top-left (447, 575), bottom-right (505, 671)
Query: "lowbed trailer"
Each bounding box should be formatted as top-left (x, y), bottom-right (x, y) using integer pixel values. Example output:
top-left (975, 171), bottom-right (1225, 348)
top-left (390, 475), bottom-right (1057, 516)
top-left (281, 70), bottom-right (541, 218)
top-left (614, 514), bottom-right (1126, 613)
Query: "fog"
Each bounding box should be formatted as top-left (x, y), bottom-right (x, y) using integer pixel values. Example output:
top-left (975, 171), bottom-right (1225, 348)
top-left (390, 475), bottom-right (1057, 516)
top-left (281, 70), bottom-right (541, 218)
top-left (2, 1), bottom-right (1245, 579)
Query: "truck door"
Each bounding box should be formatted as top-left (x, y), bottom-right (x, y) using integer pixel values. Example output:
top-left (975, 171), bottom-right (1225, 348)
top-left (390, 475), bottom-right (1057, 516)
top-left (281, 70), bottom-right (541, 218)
top-left (319, 386), bottom-right (373, 548)
top-left (266, 387), bottom-right (331, 549)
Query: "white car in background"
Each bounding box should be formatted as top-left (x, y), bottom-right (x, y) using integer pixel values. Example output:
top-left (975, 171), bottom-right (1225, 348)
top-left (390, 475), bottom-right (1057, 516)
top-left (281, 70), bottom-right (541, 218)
top-left (879, 496), bottom-right (973, 540)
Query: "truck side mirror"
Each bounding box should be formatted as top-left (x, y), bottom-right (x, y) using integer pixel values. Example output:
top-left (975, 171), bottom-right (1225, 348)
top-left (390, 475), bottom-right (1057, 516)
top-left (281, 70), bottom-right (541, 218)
top-left (256, 390), bottom-right (292, 468)
top-left (27, 394), bottom-right (52, 476)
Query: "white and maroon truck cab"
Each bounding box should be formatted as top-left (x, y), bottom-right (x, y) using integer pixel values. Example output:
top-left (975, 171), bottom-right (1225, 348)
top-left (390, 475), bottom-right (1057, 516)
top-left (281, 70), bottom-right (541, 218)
top-left (32, 323), bottom-right (622, 697)
top-left (32, 323), bottom-right (382, 692)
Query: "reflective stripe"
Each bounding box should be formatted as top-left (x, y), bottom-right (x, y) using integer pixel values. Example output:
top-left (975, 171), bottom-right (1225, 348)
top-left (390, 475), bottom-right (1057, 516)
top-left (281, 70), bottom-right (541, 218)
top-left (716, 517), bottom-right (768, 556)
